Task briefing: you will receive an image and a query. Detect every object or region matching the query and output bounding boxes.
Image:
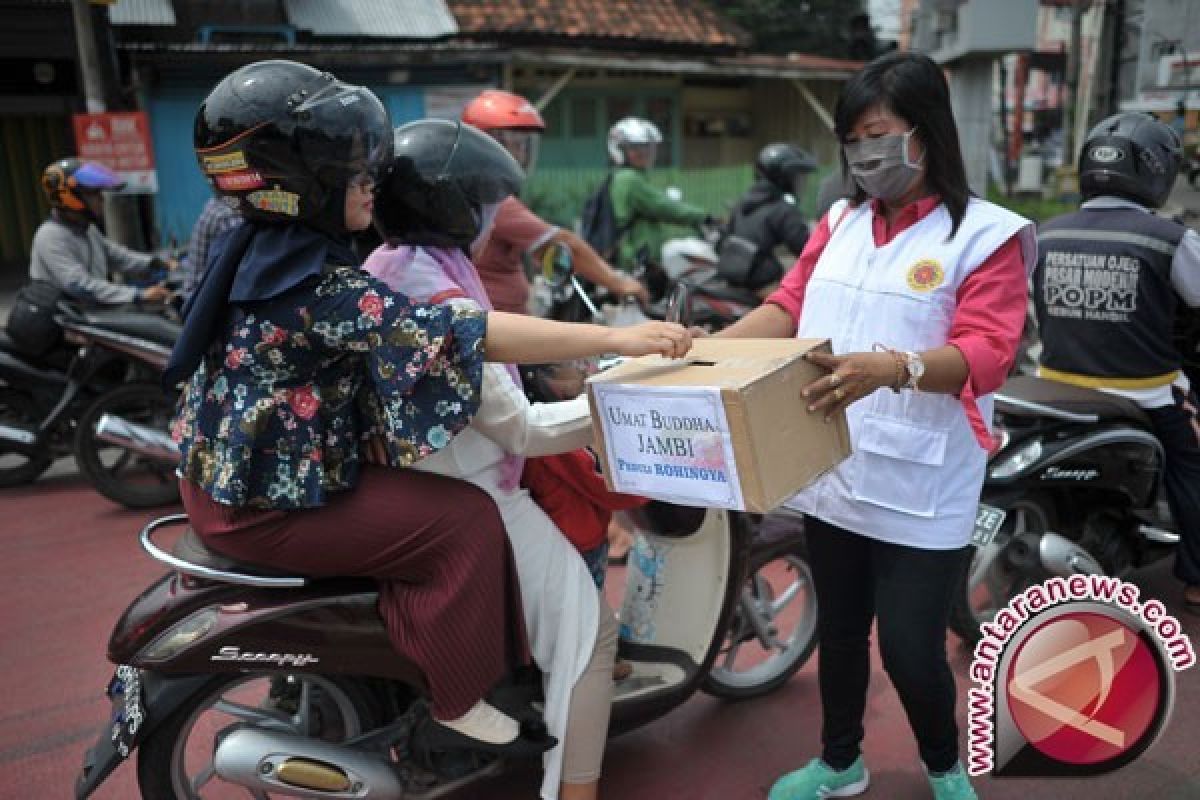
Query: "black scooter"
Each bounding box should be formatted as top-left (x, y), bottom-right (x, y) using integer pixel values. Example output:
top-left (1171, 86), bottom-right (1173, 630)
top-left (0, 300), bottom-right (180, 507)
top-left (949, 313), bottom-right (1200, 643)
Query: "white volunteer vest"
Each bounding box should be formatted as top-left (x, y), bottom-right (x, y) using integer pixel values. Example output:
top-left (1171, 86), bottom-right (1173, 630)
top-left (787, 197), bottom-right (1035, 549)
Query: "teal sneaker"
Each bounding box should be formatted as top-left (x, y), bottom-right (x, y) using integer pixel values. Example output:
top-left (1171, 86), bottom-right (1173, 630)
top-left (768, 756), bottom-right (870, 800)
top-left (927, 762), bottom-right (978, 800)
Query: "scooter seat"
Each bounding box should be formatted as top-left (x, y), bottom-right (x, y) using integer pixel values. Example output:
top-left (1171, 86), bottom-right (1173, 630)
top-left (996, 375), bottom-right (1151, 427)
top-left (73, 310), bottom-right (181, 348)
top-left (172, 528), bottom-right (297, 578)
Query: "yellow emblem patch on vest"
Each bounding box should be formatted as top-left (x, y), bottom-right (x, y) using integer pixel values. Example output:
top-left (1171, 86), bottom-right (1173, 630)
top-left (906, 259), bottom-right (944, 292)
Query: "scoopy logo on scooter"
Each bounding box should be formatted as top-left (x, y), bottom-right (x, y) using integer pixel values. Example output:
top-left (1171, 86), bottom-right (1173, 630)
top-left (210, 646), bottom-right (320, 668)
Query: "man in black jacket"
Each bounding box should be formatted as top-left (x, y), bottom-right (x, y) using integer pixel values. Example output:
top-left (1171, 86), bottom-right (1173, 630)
top-left (722, 143), bottom-right (815, 295)
top-left (1033, 113), bottom-right (1200, 611)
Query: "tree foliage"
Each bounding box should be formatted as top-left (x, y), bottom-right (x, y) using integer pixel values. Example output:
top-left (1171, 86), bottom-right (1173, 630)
top-left (708, 0), bottom-right (871, 58)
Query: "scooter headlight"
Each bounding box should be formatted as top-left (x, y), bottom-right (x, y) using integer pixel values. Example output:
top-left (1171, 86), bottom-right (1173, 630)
top-left (140, 608), bottom-right (219, 662)
top-left (989, 437), bottom-right (1042, 480)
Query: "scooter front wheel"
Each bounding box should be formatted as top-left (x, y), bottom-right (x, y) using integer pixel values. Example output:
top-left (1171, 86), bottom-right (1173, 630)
top-left (137, 672), bottom-right (382, 799)
top-left (74, 382), bottom-right (180, 508)
top-left (702, 539), bottom-right (818, 701)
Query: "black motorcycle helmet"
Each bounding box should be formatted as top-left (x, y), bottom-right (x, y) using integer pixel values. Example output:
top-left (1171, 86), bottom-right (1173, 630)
top-left (193, 59), bottom-right (391, 234)
top-left (374, 119), bottom-right (525, 249)
top-left (1079, 112), bottom-right (1182, 208)
top-left (756, 143), bottom-right (817, 195)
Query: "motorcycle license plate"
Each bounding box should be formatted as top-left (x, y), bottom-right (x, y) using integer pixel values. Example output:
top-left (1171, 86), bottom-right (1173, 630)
top-left (971, 504), bottom-right (1007, 547)
top-left (106, 665), bottom-right (145, 760)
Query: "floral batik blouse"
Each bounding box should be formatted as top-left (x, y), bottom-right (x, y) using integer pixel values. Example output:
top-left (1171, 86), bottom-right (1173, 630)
top-left (172, 264), bottom-right (486, 509)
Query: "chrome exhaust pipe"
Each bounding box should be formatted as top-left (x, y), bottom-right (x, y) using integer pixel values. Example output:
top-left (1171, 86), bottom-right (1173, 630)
top-left (1138, 524), bottom-right (1180, 545)
top-left (213, 727), bottom-right (405, 799)
top-left (0, 423), bottom-right (37, 448)
top-left (94, 414), bottom-right (178, 464)
top-left (1038, 532), bottom-right (1105, 577)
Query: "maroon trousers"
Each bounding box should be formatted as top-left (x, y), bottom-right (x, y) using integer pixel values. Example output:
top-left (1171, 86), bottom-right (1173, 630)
top-left (181, 468), bottom-right (527, 718)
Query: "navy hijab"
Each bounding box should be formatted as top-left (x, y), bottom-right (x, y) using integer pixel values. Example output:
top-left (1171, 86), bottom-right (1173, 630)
top-left (164, 222), bottom-right (359, 387)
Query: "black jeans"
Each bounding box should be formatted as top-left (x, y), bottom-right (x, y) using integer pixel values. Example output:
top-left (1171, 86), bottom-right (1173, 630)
top-left (1146, 386), bottom-right (1200, 586)
top-left (806, 516), bottom-right (969, 774)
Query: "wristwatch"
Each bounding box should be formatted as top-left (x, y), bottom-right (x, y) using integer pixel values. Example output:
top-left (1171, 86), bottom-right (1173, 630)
top-left (901, 350), bottom-right (925, 390)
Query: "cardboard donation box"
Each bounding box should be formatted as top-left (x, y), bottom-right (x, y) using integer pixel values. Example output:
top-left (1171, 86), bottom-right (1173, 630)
top-left (587, 338), bottom-right (851, 512)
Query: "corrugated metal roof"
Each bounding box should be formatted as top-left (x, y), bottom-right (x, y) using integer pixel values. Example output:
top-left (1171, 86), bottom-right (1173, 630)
top-left (108, 0), bottom-right (177, 26)
top-left (284, 0), bottom-right (458, 38)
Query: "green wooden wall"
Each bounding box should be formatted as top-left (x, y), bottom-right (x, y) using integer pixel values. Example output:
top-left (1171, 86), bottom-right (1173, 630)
top-left (0, 115), bottom-right (70, 278)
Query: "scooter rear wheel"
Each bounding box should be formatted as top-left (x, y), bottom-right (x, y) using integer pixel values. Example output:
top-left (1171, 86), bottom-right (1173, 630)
top-left (74, 382), bottom-right (180, 508)
top-left (137, 673), bottom-right (382, 799)
top-left (0, 388), bottom-right (53, 487)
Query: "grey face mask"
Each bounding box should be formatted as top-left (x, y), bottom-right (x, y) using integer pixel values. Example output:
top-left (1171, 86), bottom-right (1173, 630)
top-left (843, 128), bottom-right (924, 201)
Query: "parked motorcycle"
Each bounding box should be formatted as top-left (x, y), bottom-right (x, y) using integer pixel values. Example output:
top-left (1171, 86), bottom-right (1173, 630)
top-left (0, 300), bottom-right (180, 507)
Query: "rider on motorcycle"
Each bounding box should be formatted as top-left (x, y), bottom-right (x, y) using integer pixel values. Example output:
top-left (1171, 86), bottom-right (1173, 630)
top-left (722, 142), bottom-right (817, 295)
top-left (606, 117), bottom-right (715, 272)
top-left (463, 90), bottom-right (647, 312)
top-left (1032, 112), bottom-right (1200, 612)
top-left (30, 158), bottom-right (174, 307)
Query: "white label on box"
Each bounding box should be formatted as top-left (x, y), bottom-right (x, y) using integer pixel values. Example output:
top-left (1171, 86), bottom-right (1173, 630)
top-left (592, 383), bottom-right (744, 510)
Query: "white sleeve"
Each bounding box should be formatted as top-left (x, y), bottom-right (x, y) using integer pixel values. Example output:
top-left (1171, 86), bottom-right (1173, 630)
top-left (473, 363), bottom-right (595, 457)
top-left (442, 295), bottom-right (594, 455)
top-left (1172, 229), bottom-right (1200, 308)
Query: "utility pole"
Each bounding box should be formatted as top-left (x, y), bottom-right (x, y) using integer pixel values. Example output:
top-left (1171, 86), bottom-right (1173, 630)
top-left (69, 0), bottom-right (145, 248)
top-left (1062, 0), bottom-right (1086, 174)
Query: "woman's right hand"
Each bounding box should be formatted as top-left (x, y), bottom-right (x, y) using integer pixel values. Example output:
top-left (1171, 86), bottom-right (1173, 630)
top-left (605, 322), bottom-right (693, 359)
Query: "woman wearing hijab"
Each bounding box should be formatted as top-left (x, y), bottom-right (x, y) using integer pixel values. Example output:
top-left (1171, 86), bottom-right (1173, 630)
top-left (169, 61), bottom-right (691, 752)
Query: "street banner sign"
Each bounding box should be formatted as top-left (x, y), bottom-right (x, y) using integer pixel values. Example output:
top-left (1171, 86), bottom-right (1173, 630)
top-left (71, 111), bottom-right (158, 193)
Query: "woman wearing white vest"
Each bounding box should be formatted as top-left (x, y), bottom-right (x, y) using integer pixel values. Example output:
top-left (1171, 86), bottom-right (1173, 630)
top-left (720, 53), bottom-right (1035, 800)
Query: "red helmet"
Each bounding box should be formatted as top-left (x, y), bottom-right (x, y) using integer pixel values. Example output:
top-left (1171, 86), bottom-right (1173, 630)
top-left (462, 90), bottom-right (545, 132)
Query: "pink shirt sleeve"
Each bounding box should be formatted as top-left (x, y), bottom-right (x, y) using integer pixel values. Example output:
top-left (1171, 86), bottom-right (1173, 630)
top-left (947, 235), bottom-right (1028, 449)
top-left (765, 210), bottom-right (834, 325)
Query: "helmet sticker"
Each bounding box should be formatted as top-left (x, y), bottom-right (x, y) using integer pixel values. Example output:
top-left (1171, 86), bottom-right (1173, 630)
top-left (1089, 145), bottom-right (1124, 164)
top-left (247, 189), bottom-right (300, 216)
top-left (202, 151), bottom-right (249, 174)
top-left (214, 170), bottom-right (266, 191)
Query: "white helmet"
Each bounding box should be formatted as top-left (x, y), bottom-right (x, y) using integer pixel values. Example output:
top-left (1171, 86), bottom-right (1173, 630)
top-left (607, 117), bottom-right (662, 165)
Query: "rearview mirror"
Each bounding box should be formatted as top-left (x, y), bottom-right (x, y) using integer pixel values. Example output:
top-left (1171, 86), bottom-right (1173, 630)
top-left (664, 282), bottom-right (692, 328)
top-left (540, 241), bottom-right (573, 290)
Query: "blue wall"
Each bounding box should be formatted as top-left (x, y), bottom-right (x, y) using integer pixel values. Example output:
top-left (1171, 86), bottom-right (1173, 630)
top-left (146, 84), bottom-right (426, 246)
